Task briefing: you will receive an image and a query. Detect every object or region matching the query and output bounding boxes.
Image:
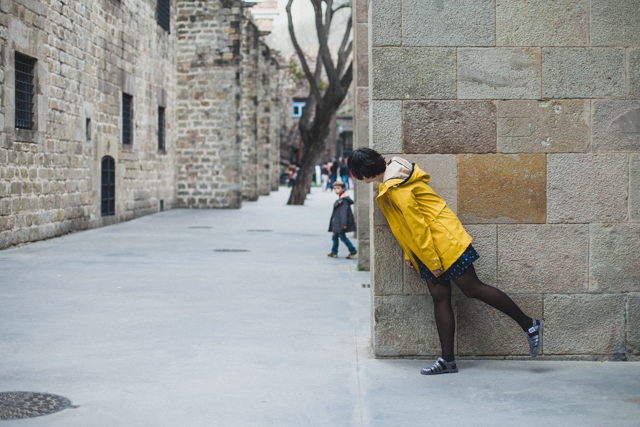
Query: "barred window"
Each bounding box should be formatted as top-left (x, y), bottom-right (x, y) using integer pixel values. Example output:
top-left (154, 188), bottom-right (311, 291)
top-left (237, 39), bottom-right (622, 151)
top-left (122, 93), bottom-right (133, 145)
top-left (157, 0), bottom-right (170, 32)
top-left (15, 52), bottom-right (36, 130)
top-left (158, 106), bottom-right (165, 151)
top-left (101, 156), bottom-right (116, 216)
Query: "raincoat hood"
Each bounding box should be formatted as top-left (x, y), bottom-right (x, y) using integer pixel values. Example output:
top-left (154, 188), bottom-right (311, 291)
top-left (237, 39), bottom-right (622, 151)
top-left (379, 157), bottom-right (431, 197)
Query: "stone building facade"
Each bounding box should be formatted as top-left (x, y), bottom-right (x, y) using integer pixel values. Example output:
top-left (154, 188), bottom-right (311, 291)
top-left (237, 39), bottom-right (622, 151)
top-left (362, 0), bottom-right (640, 360)
top-left (0, 0), bottom-right (280, 249)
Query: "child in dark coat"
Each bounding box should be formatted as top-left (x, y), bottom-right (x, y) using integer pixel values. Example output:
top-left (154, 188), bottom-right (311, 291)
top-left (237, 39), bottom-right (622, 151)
top-left (327, 181), bottom-right (357, 259)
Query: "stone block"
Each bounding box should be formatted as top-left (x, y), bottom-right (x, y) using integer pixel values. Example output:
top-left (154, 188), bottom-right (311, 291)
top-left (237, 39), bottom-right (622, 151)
top-left (464, 224), bottom-right (497, 286)
top-left (371, 0), bottom-right (401, 46)
top-left (498, 225), bottom-right (589, 293)
top-left (544, 294), bottom-right (626, 356)
top-left (458, 154), bottom-right (546, 224)
top-left (591, 0), bottom-right (640, 47)
top-left (372, 225), bottom-right (404, 296)
top-left (590, 224), bottom-right (640, 293)
top-left (357, 238), bottom-right (370, 272)
top-left (355, 118), bottom-right (369, 149)
top-left (356, 88), bottom-right (369, 120)
top-left (355, 24), bottom-right (368, 59)
top-left (542, 48), bottom-right (625, 99)
top-left (497, 100), bottom-right (590, 153)
top-left (373, 295), bottom-right (441, 357)
top-left (402, 0), bottom-right (494, 47)
top-left (356, 54), bottom-right (368, 87)
top-left (496, 0), bottom-right (589, 46)
top-left (372, 48), bottom-right (457, 100)
top-left (458, 48), bottom-right (542, 99)
top-left (547, 154), bottom-right (628, 223)
top-left (355, 0), bottom-right (368, 24)
top-left (592, 101), bottom-right (640, 152)
top-left (403, 101), bottom-right (497, 154)
top-left (629, 294), bottom-right (640, 355)
top-left (457, 295), bottom-right (542, 356)
top-left (630, 49), bottom-right (640, 99)
top-left (632, 155), bottom-right (640, 221)
top-left (404, 263), bottom-right (430, 296)
top-left (371, 101), bottom-right (402, 154)
top-left (399, 154), bottom-right (458, 213)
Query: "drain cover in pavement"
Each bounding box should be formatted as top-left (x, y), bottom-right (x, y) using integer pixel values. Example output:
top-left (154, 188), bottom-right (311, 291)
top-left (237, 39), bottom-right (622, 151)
top-left (0, 392), bottom-right (71, 420)
top-left (214, 249), bottom-right (250, 252)
top-left (247, 229), bottom-right (273, 232)
top-left (188, 226), bottom-right (212, 229)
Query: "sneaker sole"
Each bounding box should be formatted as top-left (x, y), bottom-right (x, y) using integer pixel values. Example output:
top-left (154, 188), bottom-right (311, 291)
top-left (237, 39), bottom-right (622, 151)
top-left (421, 368), bottom-right (458, 375)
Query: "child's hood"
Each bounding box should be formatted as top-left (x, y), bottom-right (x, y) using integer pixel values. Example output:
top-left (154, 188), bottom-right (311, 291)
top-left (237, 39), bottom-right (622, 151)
top-left (379, 157), bottom-right (431, 195)
top-left (334, 193), bottom-right (354, 206)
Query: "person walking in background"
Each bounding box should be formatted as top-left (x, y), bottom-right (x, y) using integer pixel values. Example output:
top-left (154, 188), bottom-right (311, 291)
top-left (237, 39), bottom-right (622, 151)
top-left (340, 159), bottom-right (351, 190)
top-left (329, 158), bottom-right (339, 190)
top-left (327, 181), bottom-right (357, 260)
top-left (347, 148), bottom-right (543, 375)
top-left (321, 163), bottom-right (330, 191)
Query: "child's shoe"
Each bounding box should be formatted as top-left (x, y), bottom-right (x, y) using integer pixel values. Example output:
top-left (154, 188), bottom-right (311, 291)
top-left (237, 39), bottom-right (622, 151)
top-left (327, 253), bottom-right (337, 258)
top-left (346, 250), bottom-right (357, 259)
top-left (421, 357), bottom-right (458, 375)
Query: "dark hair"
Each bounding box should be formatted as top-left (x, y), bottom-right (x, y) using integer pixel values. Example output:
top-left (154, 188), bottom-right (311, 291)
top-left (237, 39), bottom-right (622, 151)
top-left (333, 181), bottom-right (345, 189)
top-left (347, 148), bottom-right (386, 180)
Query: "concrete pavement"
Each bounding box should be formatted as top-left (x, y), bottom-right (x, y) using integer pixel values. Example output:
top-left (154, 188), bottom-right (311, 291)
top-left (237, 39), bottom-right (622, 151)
top-left (1, 186), bottom-right (639, 426)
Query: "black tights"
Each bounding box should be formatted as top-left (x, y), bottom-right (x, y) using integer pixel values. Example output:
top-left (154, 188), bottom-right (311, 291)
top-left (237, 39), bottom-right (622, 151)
top-left (425, 264), bottom-right (531, 362)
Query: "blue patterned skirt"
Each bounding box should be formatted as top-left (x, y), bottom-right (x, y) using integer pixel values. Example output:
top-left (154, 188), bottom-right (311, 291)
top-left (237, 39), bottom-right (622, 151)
top-left (416, 244), bottom-right (479, 283)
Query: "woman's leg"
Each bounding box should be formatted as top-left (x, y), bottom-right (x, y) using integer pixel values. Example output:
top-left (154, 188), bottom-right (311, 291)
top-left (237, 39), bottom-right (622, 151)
top-left (452, 264), bottom-right (531, 331)
top-left (425, 278), bottom-right (455, 362)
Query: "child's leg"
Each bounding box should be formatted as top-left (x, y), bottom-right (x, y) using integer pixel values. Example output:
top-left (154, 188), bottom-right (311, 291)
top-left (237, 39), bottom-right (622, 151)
top-left (331, 233), bottom-right (340, 254)
top-left (425, 279), bottom-right (455, 362)
top-left (338, 232), bottom-right (356, 253)
top-left (452, 264), bottom-right (531, 331)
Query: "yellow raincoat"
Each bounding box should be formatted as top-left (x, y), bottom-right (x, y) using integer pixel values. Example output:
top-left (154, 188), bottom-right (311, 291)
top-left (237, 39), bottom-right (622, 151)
top-left (377, 157), bottom-right (472, 277)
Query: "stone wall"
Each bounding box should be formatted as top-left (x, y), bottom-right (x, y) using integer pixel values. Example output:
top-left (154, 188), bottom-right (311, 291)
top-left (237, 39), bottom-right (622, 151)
top-left (366, 0), bottom-right (640, 360)
top-left (353, 0), bottom-right (370, 271)
top-left (0, 0), bottom-right (280, 250)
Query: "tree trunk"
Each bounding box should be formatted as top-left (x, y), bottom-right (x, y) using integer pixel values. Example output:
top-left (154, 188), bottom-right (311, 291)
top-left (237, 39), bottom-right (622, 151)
top-left (287, 126), bottom-right (330, 205)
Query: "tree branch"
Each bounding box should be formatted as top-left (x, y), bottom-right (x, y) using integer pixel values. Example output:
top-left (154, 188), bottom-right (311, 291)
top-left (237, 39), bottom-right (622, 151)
top-left (286, 0), bottom-right (324, 107)
top-left (311, 0), bottom-right (340, 94)
top-left (332, 2), bottom-right (351, 14)
top-left (336, 16), bottom-right (352, 77)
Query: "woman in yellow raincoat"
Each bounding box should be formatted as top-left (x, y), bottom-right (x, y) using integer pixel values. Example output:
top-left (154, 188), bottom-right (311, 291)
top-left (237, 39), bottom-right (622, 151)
top-left (348, 148), bottom-right (543, 375)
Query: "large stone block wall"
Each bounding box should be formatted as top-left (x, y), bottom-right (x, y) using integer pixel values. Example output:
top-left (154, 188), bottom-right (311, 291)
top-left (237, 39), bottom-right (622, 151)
top-left (0, 0), bottom-right (280, 250)
top-left (0, 0), bottom-right (177, 249)
top-left (367, 0), bottom-right (640, 360)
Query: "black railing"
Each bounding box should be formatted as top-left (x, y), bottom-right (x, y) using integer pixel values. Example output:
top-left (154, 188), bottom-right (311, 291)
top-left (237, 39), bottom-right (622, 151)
top-left (122, 93), bottom-right (132, 145)
top-left (15, 53), bottom-right (36, 130)
top-left (158, 106), bottom-right (165, 151)
top-left (157, 0), bottom-right (170, 32)
top-left (101, 156), bottom-right (115, 216)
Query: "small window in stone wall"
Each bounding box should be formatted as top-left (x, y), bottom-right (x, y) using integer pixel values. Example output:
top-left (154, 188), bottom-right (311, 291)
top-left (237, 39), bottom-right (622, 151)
top-left (157, 0), bottom-right (170, 32)
top-left (15, 52), bottom-right (37, 130)
top-left (86, 118), bottom-right (92, 142)
top-left (158, 106), bottom-right (165, 152)
top-left (101, 156), bottom-right (116, 216)
top-left (122, 93), bottom-right (133, 145)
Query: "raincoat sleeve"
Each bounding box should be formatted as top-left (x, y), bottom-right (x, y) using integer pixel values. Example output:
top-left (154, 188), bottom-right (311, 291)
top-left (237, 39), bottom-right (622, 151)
top-left (390, 190), bottom-right (442, 272)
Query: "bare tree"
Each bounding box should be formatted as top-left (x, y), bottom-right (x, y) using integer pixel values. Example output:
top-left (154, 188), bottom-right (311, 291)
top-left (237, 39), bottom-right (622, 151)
top-left (286, 0), bottom-right (353, 205)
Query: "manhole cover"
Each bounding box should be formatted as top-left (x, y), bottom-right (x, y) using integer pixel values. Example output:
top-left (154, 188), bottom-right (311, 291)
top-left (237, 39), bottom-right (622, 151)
top-left (213, 249), bottom-right (250, 252)
top-left (0, 392), bottom-right (71, 420)
top-left (188, 226), bottom-right (212, 229)
top-left (247, 229), bottom-right (273, 232)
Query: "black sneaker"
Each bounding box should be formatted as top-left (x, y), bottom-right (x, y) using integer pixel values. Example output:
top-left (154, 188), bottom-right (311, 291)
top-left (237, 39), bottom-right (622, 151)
top-left (327, 253), bottom-right (337, 258)
top-left (346, 250), bottom-right (357, 259)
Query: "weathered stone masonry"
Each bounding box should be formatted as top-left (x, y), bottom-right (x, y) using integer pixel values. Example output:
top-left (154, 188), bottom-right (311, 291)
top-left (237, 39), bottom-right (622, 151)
top-left (364, 0), bottom-right (640, 360)
top-left (0, 0), bottom-right (280, 249)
